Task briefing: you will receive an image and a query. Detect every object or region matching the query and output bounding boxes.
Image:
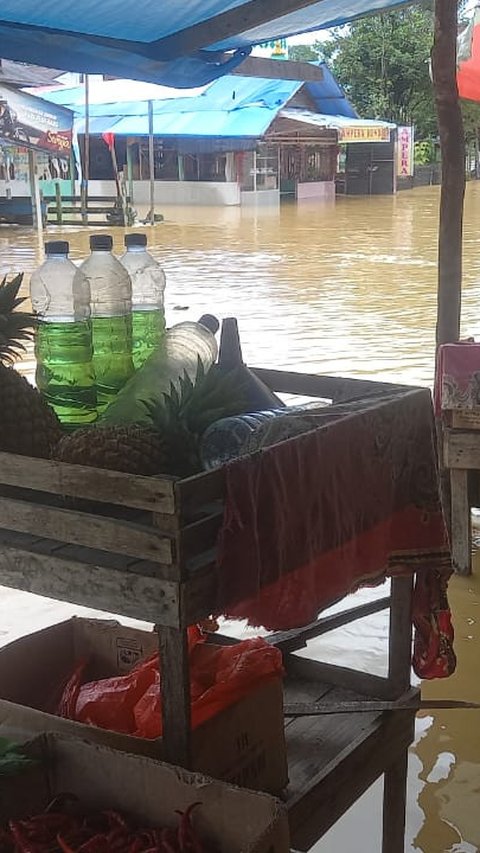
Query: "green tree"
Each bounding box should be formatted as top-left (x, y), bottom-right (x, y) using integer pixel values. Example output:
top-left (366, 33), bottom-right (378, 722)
top-left (316, 7), bottom-right (437, 138)
top-left (287, 44), bottom-right (321, 62)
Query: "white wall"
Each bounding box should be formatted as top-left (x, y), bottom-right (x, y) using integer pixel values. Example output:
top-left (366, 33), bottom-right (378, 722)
top-left (240, 189), bottom-right (280, 207)
top-left (89, 179), bottom-right (241, 206)
top-left (297, 181), bottom-right (336, 202)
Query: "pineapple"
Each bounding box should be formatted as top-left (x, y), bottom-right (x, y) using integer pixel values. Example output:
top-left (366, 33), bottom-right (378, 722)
top-left (56, 360), bottom-right (247, 477)
top-left (0, 273), bottom-right (63, 458)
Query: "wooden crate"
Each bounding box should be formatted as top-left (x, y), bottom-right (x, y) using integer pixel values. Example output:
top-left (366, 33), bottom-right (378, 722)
top-left (0, 368), bottom-right (409, 768)
top-left (0, 369), bottom-right (402, 631)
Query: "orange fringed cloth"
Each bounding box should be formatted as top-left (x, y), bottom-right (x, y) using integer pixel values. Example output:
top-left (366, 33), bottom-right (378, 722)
top-left (215, 387), bottom-right (456, 680)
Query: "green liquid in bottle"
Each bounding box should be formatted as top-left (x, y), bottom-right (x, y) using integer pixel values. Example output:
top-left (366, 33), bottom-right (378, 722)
top-left (91, 315), bottom-right (134, 415)
top-left (132, 309), bottom-right (166, 370)
top-left (35, 320), bottom-right (97, 427)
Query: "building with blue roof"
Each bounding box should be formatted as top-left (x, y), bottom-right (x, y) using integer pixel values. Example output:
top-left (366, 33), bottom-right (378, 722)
top-left (12, 65), bottom-right (396, 210)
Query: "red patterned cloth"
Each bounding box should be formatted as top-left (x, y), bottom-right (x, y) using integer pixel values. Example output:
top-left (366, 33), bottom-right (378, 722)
top-left (434, 341), bottom-right (480, 415)
top-left (215, 387), bottom-right (456, 680)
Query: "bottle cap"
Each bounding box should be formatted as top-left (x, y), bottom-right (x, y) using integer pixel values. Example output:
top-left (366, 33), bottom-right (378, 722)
top-left (45, 240), bottom-right (69, 255)
top-left (90, 234), bottom-right (113, 251)
top-left (198, 314), bottom-right (220, 334)
top-left (125, 233), bottom-right (147, 248)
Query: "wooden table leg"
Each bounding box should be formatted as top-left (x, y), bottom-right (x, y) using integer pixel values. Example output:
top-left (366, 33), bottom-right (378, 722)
top-left (387, 575), bottom-right (413, 699)
top-left (382, 747), bottom-right (408, 853)
top-left (450, 468), bottom-right (472, 575)
top-left (157, 625), bottom-right (192, 768)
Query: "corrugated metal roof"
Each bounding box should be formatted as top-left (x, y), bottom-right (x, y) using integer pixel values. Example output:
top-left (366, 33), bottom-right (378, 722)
top-left (0, 0), bottom-right (407, 87)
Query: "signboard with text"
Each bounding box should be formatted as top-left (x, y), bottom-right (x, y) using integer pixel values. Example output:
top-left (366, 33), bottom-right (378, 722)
top-left (338, 125), bottom-right (391, 143)
top-left (0, 85), bottom-right (73, 155)
top-left (397, 126), bottom-right (414, 176)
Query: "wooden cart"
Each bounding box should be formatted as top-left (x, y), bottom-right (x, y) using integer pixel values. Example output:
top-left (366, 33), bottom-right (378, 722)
top-left (0, 369), bottom-right (424, 852)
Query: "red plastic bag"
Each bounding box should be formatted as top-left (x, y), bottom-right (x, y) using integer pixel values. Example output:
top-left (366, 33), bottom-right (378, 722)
top-left (57, 630), bottom-right (283, 739)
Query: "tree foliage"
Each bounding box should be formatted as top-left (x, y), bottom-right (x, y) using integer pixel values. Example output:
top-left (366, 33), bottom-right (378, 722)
top-left (308, 7), bottom-right (437, 138)
top-left (287, 44), bottom-right (320, 62)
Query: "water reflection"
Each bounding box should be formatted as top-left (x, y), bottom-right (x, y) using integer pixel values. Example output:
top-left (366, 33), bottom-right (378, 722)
top-left (1, 183), bottom-right (480, 852)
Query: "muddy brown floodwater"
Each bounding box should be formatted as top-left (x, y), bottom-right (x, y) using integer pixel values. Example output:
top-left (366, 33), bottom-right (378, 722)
top-left (2, 183), bottom-right (480, 852)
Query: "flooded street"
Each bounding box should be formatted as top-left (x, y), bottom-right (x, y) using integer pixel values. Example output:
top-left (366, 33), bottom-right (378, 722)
top-left (1, 183), bottom-right (480, 851)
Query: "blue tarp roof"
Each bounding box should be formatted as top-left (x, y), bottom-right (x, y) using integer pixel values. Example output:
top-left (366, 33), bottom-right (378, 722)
top-left (42, 66), bottom-right (357, 143)
top-left (0, 0), bottom-right (406, 87)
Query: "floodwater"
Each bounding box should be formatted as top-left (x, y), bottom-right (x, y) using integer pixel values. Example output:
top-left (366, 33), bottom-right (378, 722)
top-left (1, 183), bottom-right (480, 851)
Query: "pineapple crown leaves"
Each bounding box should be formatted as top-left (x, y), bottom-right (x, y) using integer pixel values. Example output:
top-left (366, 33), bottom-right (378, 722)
top-left (0, 273), bottom-right (36, 366)
top-left (142, 358), bottom-right (249, 439)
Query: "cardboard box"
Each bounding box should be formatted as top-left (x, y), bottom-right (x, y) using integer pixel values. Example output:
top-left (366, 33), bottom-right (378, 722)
top-left (0, 618), bottom-right (288, 794)
top-left (0, 732), bottom-right (289, 853)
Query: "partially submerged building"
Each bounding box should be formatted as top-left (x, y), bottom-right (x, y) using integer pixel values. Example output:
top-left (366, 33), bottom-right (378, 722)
top-left (41, 67), bottom-right (396, 207)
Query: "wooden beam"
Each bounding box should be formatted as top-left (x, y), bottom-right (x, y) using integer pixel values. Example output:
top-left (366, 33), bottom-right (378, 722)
top-left (151, 0), bottom-right (326, 59)
top-left (432, 0), bottom-right (466, 345)
top-left (232, 56), bottom-right (324, 81)
top-left (267, 596), bottom-right (391, 654)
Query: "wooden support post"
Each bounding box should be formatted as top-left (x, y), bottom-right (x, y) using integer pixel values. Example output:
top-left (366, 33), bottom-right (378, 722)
top-left (28, 149), bottom-right (43, 240)
top-left (156, 625), bottom-right (191, 768)
top-left (55, 182), bottom-right (63, 225)
top-left (450, 468), bottom-right (472, 574)
top-left (387, 575), bottom-right (413, 699)
top-left (432, 0), bottom-right (465, 347)
top-left (382, 748), bottom-right (409, 853)
top-left (126, 141), bottom-right (134, 203)
top-left (148, 100), bottom-right (155, 226)
top-left (81, 75), bottom-right (90, 226)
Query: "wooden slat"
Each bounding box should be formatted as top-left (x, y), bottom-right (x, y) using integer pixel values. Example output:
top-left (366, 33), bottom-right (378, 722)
top-left (251, 368), bottom-right (404, 402)
top-left (285, 655), bottom-right (394, 700)
top-left (0, 496), bottom-right (173, 563)
top-left (0, 546), bottom-right (182, 627)
top-left (450, 468), bottom-right (472, 575)
top-left (0, 453), bottom-right (176, 513)
top-left (287, 707), bottom-right (415, 850)
top-left (179, 513), bottom-right (222, 563)
top-left (176, 469), bottom-right (224, 519)
top-left (444, 429), bottom-right (480, 469)
top-left (285, 687), bottom-right (420, 716)
top-left (268, 596), bottom-right (391, 654)
top-left (233, 56), bottom-right (324, 81)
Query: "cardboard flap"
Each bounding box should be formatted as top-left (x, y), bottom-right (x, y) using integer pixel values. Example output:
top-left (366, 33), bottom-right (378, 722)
top-left (0, 733), bottom-right (289, 853)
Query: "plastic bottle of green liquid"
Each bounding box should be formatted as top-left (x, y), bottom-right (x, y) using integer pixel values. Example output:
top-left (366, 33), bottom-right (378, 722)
top-left (119, 233), bottom-right (166, 370)
top-left (79, 234), bottom-right (134, 415)
top-left (30, 240), bottom-right (96, 428)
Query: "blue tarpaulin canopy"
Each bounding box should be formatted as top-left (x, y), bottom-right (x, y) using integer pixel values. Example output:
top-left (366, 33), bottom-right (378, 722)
top-left (37, 67), bottom-right (358, 151)
top-left (0, 0), bottom-right (406, 87)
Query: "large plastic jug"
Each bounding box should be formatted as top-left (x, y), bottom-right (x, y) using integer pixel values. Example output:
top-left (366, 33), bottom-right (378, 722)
top-left (100, 315), bottom-right (219, 426)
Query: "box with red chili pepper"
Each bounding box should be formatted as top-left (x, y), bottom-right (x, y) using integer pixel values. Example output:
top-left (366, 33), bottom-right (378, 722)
top-left (0, 732), bottom-right (289, 852)
top-left (0, 619), bottom-right (288, 794)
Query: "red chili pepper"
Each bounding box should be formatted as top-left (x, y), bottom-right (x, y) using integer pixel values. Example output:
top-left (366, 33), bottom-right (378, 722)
top-left (7, 821), bottom-right (45, 853)
top-left (77, 834), bottom-right (112, 852)
top-left (175, 803), bottom-right (204, 853)
top-left (160, 827), bottom-right (179, 853)
top-left (56, 835), bottom-right (77, 853)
